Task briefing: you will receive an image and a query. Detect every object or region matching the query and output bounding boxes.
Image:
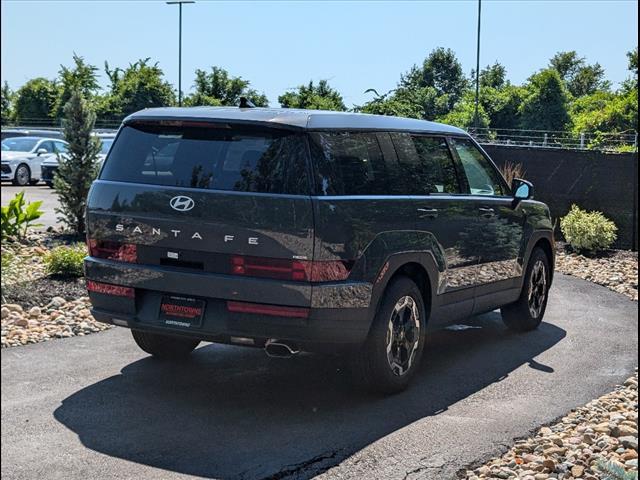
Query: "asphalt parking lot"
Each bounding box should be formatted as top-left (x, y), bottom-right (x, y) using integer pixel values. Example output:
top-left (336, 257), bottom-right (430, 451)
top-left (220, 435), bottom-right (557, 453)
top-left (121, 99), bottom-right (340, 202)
top-left (1, 184), bottom-right (60, 229)
top-left (1, 274), bottom-right (637, 480)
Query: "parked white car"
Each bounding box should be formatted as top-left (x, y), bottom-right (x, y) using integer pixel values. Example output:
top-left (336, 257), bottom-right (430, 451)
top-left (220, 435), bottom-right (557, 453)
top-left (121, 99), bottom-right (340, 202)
top-left (1, 137), bottom-right (68, 186)
top-left (40, 134), bottom-right (114, 187)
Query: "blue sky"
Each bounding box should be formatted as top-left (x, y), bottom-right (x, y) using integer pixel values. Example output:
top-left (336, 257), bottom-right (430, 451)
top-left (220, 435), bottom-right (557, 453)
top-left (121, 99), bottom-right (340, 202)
top-left (1, 0), bottom-right (637, 107)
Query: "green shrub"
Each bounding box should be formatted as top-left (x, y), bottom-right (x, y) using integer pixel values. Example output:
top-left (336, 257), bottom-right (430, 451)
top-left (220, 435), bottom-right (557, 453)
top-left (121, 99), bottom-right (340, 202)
top-left (1, 191), bottom-right (44, 240)
top-left (560, 204), bottom-right (618, 254)
top-left (44, 244), bottom-right (87, 277)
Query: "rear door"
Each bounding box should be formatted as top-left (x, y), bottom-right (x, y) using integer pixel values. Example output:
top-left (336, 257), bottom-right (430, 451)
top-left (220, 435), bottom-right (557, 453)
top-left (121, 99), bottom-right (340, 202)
top-left (87, 120), bottom-right (314, 306)
top-left (394, 133), bottom-right (477, 322)
top-left (449, 137), bottom-right (525, 312)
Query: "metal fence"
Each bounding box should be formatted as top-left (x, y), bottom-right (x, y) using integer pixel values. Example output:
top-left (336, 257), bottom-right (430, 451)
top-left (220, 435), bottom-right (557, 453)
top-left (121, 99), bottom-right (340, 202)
top-left (469, 128), bottom-right (638, 152)
top-left (3, 120), bottom-right (638, 152)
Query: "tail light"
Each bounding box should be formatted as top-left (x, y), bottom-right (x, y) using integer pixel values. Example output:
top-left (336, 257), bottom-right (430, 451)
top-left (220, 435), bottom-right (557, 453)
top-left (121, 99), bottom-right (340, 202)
top-left (227, 300), bottom-right (309, 318)
top-left (88, 239), bottom-right (137, 263)
top-left (231, 255), bottom-right (351, 282)
top-left (87, 280), bottom-right (135, 298)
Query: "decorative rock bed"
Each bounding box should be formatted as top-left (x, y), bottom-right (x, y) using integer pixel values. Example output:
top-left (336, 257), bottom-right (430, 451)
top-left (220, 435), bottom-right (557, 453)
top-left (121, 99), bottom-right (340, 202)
top-left (462, 372), bottom-right (638, 479)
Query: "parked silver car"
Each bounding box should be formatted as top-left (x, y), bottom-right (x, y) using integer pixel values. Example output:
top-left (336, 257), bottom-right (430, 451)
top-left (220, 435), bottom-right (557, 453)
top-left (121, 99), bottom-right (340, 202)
top-left (1, 137), bottom-right (68, 186)
top-left (40, 134), bottom-right (114, 187)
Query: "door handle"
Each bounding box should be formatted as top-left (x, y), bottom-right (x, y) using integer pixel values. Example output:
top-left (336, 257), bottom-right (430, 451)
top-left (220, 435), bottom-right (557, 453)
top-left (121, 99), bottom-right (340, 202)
top-left (478, 207), bottom-right (495, 218)
top-left (417, 208), bottom-right (439, 219)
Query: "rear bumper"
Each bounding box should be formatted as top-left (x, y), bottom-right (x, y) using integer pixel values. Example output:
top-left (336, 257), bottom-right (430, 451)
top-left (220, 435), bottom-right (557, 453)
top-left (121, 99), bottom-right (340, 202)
top-left (85, 257), bottom-right (373, 348)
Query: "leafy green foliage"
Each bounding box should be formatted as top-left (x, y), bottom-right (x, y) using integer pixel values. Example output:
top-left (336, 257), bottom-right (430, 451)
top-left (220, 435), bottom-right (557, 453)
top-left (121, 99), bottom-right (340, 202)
top-left (53, 54), bottom-right (100, 121)
top-left (1, 81), bottom-right (13, 125)
top-left (596, 459), bottom-right (638, 480)
top-left (520, 69), bottom-right (571, 131)
top-left (279, 80), bottom-right (346, 111)
top-left (0, 191), bottom-right (44, 240)
top-left (550, 50), bottom-right (610, 97)
top-left (560, 205), bottom-right (618, 253)
top-left (54, 90), bottom-right (101, 235)
top-left (44, 244), bottom-right (87, 277)
top-left (479, 62), bottom-right (508, 89)
top-left (184, 66), bottom-right (268, 107)
top-left (95, 59), bottom-right (175, 122)
top-left (438, 90), bottom-right (490, 129)
top-left (13, 78), bottom-right (57, 125)
top-left (400, 47), bottom-right (468, 113)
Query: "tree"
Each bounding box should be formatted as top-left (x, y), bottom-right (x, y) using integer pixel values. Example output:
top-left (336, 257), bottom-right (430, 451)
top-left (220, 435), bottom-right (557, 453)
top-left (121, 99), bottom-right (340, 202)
top-left (356, 89), bottom-right (422, 118)
top-left (399, 47), bottom-right (468, 113)
top-left (279, 80), bottom-right (346, 111)
top-left (184, 67), bottom-right (268, 107)
top-left (95, 59), bottom-right (175, 122)
top-left (1, 82), bottom-right (13, 125)
top-left (54, 90), bottom-right (101, 235)
top-left (13, 78), bottom-right (57, 125)
top-left (52, 54), bottom-right (100, 120)
top-left (549, 51), bottom-right (610, 97)
top-left (438, 91), bottom-right (490, 130)
top-left (519, 69), bottom-right (571, 131)
top-left (622, 47), bottom-right (638, 92)
top-left (477, 62), bottom-right (508, 89)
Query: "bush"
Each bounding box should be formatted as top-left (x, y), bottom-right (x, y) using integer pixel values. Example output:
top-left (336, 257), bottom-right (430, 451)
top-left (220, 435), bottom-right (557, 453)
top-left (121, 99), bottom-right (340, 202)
top-left (596, 459), bottom-right (638, 480)
top-left (1, 191), bottom-right (44, 240)
top-left (560, 205), bottom-right (618, 254)
top-left (44, 244), bottom-right (87, 277)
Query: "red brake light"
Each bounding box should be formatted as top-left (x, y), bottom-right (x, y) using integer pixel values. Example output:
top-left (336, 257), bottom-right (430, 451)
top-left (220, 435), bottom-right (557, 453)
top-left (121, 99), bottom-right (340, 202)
top-left (88, 239), bottom-right (137, 263)
top-left (230, 256), bottom-right (351, 282)
top-left (87, 280), bottom-right (135, 298)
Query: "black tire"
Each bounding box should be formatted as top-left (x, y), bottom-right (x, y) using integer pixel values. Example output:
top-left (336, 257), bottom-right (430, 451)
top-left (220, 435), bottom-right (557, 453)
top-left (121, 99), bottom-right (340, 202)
top-left (501, 247), bottom-right (551, 332)
top-left (350, 276), bottom-right (427, 394)
top-left (12, 164), bottom-right (30, 186)
top-left (131, 330), bottom-right (200, 359)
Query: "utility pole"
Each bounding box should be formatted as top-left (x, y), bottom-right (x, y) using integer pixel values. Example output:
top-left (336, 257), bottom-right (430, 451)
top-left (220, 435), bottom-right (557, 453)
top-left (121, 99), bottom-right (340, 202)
top-left (474, 0), bottom-right (482, 132)
top-left (166, 1), bottom-right (195, 106)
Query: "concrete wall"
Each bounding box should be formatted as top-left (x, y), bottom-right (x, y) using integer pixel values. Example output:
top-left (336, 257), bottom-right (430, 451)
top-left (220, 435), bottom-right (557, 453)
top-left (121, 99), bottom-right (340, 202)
top-left (481, 144), bottom-right (638, 250)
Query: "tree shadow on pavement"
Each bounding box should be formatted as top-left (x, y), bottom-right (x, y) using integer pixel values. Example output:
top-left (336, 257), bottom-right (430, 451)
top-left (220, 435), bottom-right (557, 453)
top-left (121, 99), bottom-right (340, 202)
top-left (54, 311), bottom-right (566, 480)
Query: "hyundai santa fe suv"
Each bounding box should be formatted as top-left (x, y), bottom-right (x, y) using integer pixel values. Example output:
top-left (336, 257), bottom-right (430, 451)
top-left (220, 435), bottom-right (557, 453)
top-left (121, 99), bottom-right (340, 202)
top-left (85, 105), bottom-right (554, 393)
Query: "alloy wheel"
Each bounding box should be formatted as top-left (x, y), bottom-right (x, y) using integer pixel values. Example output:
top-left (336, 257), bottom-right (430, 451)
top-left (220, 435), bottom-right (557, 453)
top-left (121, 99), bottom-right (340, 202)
top-left (386, 295), bottom-right (420, 376)
top-left (528, 260), bottom-right (547, 318)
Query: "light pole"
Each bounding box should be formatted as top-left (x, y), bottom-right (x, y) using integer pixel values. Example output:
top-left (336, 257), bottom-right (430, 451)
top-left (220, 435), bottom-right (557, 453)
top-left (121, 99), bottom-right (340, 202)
top-left (473, 0), bottom-right (482, 132)
top-left (166, 0), bottom-right (195, 106)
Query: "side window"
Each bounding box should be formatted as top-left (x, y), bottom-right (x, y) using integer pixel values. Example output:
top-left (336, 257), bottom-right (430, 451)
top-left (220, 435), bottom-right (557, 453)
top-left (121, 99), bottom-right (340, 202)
top-left (309, 132), bottom-right (388, 195)
top-left (451, 138), bottom-right (505, 196)
top-left (38, 141), bottom-right (54, 153)
top-left (387, 133), bottom-right (459, 195)
top-left (54, 141), bottom-right (68, 154)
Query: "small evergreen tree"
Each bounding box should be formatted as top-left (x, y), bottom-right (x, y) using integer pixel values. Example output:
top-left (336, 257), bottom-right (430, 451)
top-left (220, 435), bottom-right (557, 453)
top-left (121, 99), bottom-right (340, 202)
top-left (54, 90), bottom-right (101, 235)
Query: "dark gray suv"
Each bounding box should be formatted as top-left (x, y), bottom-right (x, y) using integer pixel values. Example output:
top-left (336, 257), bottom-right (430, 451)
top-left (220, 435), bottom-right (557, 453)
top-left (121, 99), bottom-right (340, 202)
top-left (84, 106), bottom-right (554, 393)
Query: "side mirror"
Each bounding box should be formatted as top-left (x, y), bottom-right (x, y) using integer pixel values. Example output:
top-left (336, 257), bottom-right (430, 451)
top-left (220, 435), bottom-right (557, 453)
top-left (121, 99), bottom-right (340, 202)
top-left (36, 148), bottom-right (48, 156)
top-left (513, 178), bottom-right (534, 200)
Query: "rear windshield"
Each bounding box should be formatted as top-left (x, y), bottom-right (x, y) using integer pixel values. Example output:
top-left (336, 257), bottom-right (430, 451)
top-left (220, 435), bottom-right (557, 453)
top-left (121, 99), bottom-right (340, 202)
top-left (100, 123), bottom-right (310, 195)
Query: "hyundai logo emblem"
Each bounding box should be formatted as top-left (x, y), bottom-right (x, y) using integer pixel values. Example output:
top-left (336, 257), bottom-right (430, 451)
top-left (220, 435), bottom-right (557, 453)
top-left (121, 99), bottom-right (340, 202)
top-left (169, 195), bottom-right (195, 212)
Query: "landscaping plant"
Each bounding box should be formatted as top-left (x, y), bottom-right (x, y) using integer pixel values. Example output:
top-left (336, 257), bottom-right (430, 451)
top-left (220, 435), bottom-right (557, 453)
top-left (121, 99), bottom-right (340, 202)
top-left (44, 244), bottom-right (87, 277)
top-left (54, 89), bottom-right (101, 235)
top-left (0, 191), bottom-right (44, 241)
top-left (560, 204), bottom-right (618, 254)
top-left (498, 161), bottom-right (526, 188)
top-left (596, 459), bottom-right (638, 480)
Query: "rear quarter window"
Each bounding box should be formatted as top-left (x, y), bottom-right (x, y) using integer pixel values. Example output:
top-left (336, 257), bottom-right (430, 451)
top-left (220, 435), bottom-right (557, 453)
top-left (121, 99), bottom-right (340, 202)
top-left (100, 123), bottom-right (310, 195)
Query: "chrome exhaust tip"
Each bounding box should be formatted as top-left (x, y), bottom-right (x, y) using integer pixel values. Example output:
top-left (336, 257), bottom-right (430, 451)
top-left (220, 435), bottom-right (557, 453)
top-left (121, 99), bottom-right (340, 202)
top-left (264, 339), bottom-right (299, 358)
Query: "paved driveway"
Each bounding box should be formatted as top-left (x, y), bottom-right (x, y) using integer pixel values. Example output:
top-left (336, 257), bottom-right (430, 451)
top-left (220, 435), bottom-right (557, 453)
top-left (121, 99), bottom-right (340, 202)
top-left (1, 274), bottom-right (637, 480)
top-left (1, 184), bottom-right (60, 229)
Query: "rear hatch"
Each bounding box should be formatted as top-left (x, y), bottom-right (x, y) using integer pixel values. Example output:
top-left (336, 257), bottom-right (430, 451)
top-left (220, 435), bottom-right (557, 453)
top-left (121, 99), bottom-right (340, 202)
top-left (86, 119), bottom-right (315, 306)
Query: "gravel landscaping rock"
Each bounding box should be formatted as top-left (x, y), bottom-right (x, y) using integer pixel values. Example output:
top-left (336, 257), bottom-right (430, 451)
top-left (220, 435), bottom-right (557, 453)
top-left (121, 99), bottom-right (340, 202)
top-left (555, 245), bottom-right (638, 301)
top-left (462, 371), bottom-right (639, 479)
top-left (1, 295), bottom-right (110, 348)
